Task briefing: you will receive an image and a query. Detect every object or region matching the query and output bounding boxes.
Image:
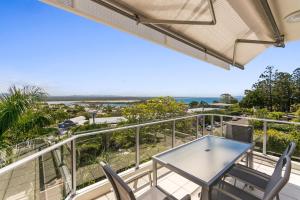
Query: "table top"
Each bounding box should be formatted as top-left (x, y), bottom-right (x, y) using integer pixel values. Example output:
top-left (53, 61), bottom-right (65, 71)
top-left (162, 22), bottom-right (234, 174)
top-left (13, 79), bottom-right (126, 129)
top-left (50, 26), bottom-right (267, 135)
top-left (153, 135), bottom-right (252, 186)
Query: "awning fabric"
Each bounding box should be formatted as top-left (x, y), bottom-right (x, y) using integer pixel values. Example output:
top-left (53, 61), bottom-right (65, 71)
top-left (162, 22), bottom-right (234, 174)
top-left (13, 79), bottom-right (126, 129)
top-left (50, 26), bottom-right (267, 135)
top-left (43, 0), bottom-right (300, 70)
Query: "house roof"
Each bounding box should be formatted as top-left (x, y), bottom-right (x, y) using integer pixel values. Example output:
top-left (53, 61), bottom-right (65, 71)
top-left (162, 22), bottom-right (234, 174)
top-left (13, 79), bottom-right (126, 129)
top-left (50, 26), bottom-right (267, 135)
top-left (43, 0), bottom-right (300, 70)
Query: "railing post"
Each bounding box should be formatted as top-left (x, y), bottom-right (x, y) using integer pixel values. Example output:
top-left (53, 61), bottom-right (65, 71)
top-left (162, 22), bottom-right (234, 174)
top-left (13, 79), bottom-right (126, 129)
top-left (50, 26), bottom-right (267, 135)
top-left (71, 139), bottom-right (77, 196)
top-left (211, 115), bottom-right (214, 135)
top-left (135, 126), bottom-right (140, 169)
top-left (196, 116), bottom-right (199, 138)
top-left (263, 121), bottom-right (267, 155)
top-left (220, 116), bottom-right (223, 137)
top-left (202, 115), bottom-right (205, 136)
top-left (172, 120), bottom-right (176, 148)
top-left (60, 145), bottom-right (64, 165)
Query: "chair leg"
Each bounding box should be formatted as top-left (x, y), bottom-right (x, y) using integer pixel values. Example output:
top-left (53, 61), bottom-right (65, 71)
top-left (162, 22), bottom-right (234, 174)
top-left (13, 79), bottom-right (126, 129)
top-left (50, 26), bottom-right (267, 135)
top-left (233, 178), bottom-right (237, 187)
top-left (133, 180), bottom-right (138, 190)
top-left (148, 173), bottom-right (152, 186)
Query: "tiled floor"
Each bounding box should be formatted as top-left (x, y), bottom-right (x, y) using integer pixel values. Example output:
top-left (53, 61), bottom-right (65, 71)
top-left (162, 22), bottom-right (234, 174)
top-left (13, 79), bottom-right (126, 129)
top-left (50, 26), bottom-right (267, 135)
top-left (95, 160), bottom-right (300, 200)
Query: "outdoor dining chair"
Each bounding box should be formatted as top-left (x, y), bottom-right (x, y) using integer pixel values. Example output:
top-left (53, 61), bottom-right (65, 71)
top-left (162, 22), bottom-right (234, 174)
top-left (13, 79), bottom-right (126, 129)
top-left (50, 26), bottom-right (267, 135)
top-left (100, 162), bottom-right (191, 200)
top-left (211, 155), bottom-right (292, 200)
top-left (227, 141), bottom-right (296, 193)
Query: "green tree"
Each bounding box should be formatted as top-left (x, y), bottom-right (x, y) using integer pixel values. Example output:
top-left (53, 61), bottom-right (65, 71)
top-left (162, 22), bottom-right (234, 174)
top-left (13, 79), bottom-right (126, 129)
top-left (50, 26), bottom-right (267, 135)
top-left (292, 68), bottom-right (300, 104)
top-left (220, 93), bottom-right (238, 104)
top-left (258, 66), bottom-right (277, 111)
top-left (240, 89), bottom-right (267, 108)
top-left (122, 97), bottom-right (187, 123)
top-left (0, 86), bottom-right (46, 135)
top-left (273, 72), bottom-right (294, 112)
top-left (199, 100), bottom-right (208, 108)
top-left (189, 101), bottom-right (199, 108)
top-left (239, 66), bottom-right (297, 112)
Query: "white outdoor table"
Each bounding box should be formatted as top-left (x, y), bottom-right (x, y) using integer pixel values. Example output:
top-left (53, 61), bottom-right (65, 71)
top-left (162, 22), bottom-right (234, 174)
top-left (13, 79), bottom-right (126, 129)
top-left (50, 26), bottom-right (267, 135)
top-left (152, 135), bottom-right (253, 200)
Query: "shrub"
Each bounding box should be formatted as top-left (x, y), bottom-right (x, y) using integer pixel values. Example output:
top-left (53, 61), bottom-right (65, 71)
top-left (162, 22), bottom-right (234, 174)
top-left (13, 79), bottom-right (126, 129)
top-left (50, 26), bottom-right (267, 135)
top-left (267, 112), bottom-right (284, 120)
top-left (255, 129), bottom-right (300, 156)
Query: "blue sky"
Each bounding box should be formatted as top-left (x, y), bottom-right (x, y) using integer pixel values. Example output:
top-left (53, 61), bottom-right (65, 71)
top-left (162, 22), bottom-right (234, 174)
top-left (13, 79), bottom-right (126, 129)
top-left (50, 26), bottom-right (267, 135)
top-left (0, 0), bottom-right (299, 97)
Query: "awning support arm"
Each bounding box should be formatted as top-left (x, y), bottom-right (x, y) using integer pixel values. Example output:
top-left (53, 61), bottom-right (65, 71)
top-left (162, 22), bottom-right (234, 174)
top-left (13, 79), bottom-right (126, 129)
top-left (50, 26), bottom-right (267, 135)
top-left (260, 0), bottom-right (284, 43)
top-left (232, 38), bottom-right (284, 66)
top-left (233, 0), bottom-right (285, 66)
top-left (136, 0), bottom-right (216, 25)
top-left (92, 0), bottom-right (244, 69)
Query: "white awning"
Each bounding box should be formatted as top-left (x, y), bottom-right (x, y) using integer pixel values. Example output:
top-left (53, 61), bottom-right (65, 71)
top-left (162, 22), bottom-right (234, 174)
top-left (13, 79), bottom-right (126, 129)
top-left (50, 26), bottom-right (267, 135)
top-left (42, 0), bottom-right (300, 70)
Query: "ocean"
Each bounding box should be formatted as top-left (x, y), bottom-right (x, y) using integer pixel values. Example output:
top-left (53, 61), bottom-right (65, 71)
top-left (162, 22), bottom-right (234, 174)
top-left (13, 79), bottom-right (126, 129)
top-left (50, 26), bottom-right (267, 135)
top-left (175, 96), bottom-right (243, 104)
top-left (175, 97), bottom-right (221, 104)
top-left (47, 96), bottom-right (243, 106)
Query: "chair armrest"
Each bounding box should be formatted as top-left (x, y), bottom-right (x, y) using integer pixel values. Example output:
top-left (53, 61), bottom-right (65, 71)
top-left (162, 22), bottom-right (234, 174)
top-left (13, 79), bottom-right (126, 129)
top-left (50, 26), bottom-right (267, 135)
top-left (253, 153), bottom-right (278, 164)
top-left (235, 164), bottom-right (270, 180)
top-left (125, 169), bottom-right (152, 184)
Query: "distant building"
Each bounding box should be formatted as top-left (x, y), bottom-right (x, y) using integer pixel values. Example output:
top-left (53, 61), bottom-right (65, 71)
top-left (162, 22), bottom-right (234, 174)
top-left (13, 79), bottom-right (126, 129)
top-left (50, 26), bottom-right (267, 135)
top-left (187, 108), bottom-right (220, 113)
top-left (89, 116), bottom-right (127, 125)
top-left (58, 116), bottom-right (88, 134)
top-left (210, 103), bottom-right (232, 107)
top-left (69, 116), bottom-right (88, 125)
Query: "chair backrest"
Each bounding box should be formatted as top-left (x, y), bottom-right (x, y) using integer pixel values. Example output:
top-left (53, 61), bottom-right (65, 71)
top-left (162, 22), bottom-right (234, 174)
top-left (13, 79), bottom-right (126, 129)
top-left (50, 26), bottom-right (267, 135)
top-left (284, 141), bottom-right (296, 158)
top-left (274, 141), bottom-right (296, 169)
top-left (100, 162), bottom-right (136, 200)
top-left (225, 123), bottom-right (253, 143)
top-left (263, 156), bottom-right (291, 200)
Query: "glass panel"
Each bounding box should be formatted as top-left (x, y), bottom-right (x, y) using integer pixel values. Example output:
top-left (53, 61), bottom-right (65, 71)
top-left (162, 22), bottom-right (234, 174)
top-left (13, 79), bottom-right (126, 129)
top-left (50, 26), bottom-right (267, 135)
top-left (265, 122), bottom-right (300, 158)
top-left (202, 115), bottom-right (213, 136)
top-left (249, 119), bottom-right (264, 152)
top-left (175, 118), bottom-right (197, 145)
top-left (0, 144), bottom-right (72, 200)
top-left (139, 122), bottom-right (172, 164)
top-left (0, 138), bottom-right (54, 168)
top-left (76, 129), bottom-right (136, 189)
top-left (212, 115), bottom-right (222, 136)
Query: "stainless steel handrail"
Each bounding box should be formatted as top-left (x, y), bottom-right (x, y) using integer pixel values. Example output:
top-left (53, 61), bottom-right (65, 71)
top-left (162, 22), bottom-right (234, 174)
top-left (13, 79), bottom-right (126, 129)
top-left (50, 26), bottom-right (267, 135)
top-left (1, 113), bottom-right (299, 174)
top-left (0, 113), bottom-right (299, 198)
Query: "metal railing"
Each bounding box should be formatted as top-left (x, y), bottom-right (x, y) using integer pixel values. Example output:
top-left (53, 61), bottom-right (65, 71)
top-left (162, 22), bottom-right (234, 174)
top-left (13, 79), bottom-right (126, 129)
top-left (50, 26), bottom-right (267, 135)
top-left (0, 113), bottom-right (299, 199)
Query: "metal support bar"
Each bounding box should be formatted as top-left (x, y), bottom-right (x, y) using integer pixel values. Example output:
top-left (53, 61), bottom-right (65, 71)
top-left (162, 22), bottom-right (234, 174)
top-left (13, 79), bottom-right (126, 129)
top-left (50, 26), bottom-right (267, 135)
top-left (210, 115), bottom-right (214, 135)
top-left (137, 0), bottom-right (216, 25)
top-left (60, 145), bottom-right (64, 165)
top-left (232, 0), bottom-right (285, 66)
top-left (260, 0), bottom-right (284, 43)
top-left (135, 127), bottom-right (140, 169)
top-left (263, 121), bottom-right (267, 155)
top-left (202, 116), bottom-right (205, 136)
top-left (71, 139), bottom-right (76, 195)
top-left (232, 39), bottom-right (283, 66)
top-left (172, 120), bottom-right (176, 147)
top-left (196, 116), bottom-right (199, 138)
top-left (220, 116), bottom-right (223, 136)
top-left (138, 18), bottom-right (215, 25)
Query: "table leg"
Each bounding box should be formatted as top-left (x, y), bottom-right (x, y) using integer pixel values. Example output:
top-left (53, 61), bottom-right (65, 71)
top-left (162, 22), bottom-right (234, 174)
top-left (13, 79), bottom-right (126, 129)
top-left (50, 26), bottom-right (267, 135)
top-left (247, 148), bottom-right (253, 168)
top-left (200, 186), bottom-right (210, 200)
top-left (249, 150), bottom-right (253, 168)
top-left (153, 160), bottom-right (157, 186)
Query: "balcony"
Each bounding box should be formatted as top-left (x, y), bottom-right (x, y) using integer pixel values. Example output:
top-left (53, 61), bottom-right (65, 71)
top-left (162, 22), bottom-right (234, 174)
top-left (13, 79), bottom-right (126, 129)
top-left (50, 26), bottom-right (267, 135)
top-left (0, 114), bottom-right (300, 200)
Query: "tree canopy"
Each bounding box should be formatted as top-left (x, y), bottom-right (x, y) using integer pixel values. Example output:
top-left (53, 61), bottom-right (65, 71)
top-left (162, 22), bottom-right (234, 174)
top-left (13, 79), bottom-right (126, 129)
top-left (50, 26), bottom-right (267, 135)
top-left (220, 93), bottom-right (238, 104)
top-left (240, 66), bottom-right (300, 112)
top-left (122, 97), bottom-right (187, 123)
top-left (0, 86), bottom-right (46, 135)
